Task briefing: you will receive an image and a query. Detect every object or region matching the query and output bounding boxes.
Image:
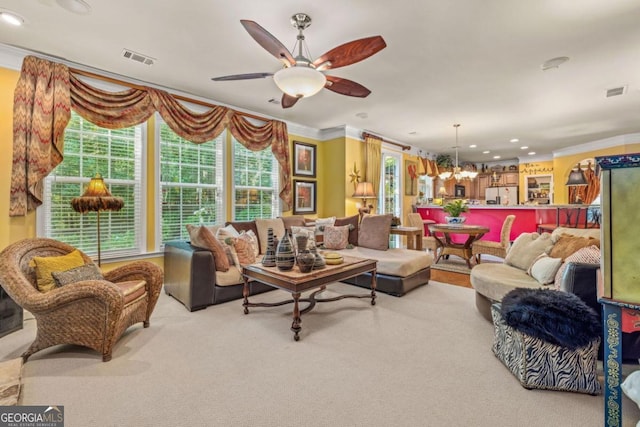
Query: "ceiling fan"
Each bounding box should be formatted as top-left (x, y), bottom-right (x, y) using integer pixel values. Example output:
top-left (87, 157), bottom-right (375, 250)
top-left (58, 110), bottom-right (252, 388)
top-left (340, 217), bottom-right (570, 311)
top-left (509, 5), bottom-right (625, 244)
top-left (211, 13), bottom-right (386, 109)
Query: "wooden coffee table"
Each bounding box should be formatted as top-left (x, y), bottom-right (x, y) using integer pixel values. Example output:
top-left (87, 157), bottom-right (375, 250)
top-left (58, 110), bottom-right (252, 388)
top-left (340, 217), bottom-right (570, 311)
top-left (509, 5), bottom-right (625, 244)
top-left (242, 256), bottom-right (377, 341)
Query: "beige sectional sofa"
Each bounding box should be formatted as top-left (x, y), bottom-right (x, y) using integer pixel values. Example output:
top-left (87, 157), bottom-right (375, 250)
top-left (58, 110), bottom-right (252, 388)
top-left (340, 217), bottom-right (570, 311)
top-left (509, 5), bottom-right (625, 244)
top-left (471, 225), bottom-right (640, 360)
top-left (163, 214), bottom-right (433, 311)
top-left (471, 227), bottom-right (601, 321)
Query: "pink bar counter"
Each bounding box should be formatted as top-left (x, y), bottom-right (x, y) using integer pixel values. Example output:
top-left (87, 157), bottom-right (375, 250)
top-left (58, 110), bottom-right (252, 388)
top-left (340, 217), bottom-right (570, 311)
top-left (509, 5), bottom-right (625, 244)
top-left (416, 205), bottom-right (561, 243)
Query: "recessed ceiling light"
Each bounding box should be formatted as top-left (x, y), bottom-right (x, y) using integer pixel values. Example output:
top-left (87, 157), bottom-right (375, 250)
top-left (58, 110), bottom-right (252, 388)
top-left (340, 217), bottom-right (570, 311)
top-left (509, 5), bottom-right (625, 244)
top-left (355, 112), bottom-right (368, 119)
top-left (520, 146), bottom-right (528, 150)
top-left (267, 98), bottom-right (281, 105)
top-left (408, 131), bottom-right (417, 135)
top-left (493, 155), bottom-right (501, 159)
top-left (541, 56), bottom-right (569, 71)
top-left (0, 10), bottom-right (25, 26)
top-left (55, 0), bottom-right (92, 15)
top-left (469, 144), bottom-right (477, 148)
top-left (509, 138), bottom-right (519, 143)
top-left (482, 150), bottom-right (490, 154)
top-left (528, 152), bottom-right (536, 155)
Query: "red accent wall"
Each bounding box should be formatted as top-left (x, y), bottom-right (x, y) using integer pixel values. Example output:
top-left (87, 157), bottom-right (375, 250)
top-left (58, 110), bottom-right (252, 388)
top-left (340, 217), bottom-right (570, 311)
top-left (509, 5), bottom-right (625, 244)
top-left (416, 206), bottom-right (558, 242)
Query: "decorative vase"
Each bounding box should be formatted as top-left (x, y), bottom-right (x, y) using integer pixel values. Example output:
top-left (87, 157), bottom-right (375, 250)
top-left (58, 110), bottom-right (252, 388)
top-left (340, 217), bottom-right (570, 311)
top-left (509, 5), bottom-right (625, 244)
top-left (445, 216), bottom-right (466, 226)
top-left (295, 235), bottom-right (315, 273)
top-left (310, 245), bottom-right (325, 269)
top-left (275, 230), bottom-right (295, 271)
top-left (261, 227), bottom-right (277, 267)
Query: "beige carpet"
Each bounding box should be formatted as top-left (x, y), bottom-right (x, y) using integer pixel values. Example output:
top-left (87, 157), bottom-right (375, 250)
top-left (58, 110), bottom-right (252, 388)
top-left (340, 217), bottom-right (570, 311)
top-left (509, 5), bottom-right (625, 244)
top-left (1, 281), bottom-right (640, 427)
top-left (0, 357), bottom-right (22, 405)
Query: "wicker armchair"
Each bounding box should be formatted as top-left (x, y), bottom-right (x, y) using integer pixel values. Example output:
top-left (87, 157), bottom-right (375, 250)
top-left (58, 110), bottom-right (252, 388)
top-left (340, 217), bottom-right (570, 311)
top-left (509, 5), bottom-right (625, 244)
top-left (0, 238), bottom-right (163, 362)
top-left (472, 215), bottom-right (516, 263)
top-left (406, 213), bottom-right (439, 256)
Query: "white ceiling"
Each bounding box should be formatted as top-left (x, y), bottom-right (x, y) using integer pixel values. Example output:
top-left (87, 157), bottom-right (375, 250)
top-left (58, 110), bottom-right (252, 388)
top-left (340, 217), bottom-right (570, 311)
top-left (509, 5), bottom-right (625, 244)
top-left (1, 0), bottom-right (640, 161)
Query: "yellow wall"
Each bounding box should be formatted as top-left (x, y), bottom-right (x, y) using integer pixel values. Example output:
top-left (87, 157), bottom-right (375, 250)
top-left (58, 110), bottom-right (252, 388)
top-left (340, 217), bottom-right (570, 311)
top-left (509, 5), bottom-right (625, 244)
top-left (553, 142), bottom-right (640, 204)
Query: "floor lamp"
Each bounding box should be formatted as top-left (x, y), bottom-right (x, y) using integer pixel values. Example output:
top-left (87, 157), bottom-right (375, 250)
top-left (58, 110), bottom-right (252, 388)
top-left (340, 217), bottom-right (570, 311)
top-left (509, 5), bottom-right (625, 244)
top-left (71, 173), bottom-right (124, 266)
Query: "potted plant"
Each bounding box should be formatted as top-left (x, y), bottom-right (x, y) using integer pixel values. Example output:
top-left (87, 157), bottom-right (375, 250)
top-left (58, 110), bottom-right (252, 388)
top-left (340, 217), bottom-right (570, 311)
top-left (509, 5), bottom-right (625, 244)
top-left (443, 199), bottom-right (469, 225)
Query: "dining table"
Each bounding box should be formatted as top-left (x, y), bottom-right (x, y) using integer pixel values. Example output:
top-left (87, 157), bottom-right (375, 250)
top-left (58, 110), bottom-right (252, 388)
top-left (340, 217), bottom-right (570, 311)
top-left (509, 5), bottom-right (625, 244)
top-left (427, 223), bottom-right (490, 269)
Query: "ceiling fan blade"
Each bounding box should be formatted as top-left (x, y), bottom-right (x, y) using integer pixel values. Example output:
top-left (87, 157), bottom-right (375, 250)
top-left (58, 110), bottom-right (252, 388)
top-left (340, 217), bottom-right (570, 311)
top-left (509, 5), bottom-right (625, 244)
top-left (325, 75), bottom-right (371, 98)
top-left (313, 36), bottom-right (386, 70)
top-left (240, 20), bottom-right (296, 67)
top-left (211, 72), bottom-right (273, 81)
top-left (281, 93), bottom-right (300, 109)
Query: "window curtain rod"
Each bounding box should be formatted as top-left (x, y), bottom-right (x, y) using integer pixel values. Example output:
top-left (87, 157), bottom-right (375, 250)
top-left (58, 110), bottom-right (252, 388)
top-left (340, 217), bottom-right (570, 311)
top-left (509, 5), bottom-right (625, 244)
top-left (70, 67), bottom-right (270, 123)
top-left (361, 132), bottom-right (411, 151)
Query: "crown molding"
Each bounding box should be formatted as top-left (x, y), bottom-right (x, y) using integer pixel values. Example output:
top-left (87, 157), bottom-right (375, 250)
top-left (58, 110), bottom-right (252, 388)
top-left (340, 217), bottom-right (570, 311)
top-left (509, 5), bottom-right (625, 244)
top-left (518, 153), bottom-right (553, 163)
top-left (553, 133), bottom-right (640, 158)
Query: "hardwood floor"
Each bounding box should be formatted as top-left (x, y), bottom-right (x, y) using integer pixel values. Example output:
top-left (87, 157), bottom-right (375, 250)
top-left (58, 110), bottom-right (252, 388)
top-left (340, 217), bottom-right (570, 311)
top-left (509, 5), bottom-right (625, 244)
top-left (431, 268), bottom-right (471, 288)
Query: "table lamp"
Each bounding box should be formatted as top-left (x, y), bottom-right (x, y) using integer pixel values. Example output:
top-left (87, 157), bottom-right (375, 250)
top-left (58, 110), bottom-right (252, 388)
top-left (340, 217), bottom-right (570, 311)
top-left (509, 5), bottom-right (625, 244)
top-left (353, 181), bottom-right (376, 216)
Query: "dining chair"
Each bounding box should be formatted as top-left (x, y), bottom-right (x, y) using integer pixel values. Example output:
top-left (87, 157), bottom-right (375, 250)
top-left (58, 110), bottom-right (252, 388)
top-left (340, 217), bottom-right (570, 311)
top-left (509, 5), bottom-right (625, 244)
top-left (472, 214), bottom-right (516, 263)
top-left (406, 213), bottom-right (439, 255)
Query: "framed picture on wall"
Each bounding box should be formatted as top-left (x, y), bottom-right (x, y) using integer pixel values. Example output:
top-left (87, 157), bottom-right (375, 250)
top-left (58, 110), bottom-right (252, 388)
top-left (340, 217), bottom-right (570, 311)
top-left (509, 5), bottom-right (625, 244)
top-left (405, 160), bottom-right (418, 196)
top-left (294, 142), bottom-right (316, 177)
top-left (293, 180), bottom-right (317, 215)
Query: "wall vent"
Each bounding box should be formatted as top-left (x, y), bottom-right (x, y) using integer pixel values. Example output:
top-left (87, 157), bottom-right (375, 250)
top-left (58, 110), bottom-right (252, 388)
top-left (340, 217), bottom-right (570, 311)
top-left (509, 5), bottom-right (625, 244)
top-left (121, 49), bottom-right (155, 66)
top-left (606, 86), bottom-right (626, 98)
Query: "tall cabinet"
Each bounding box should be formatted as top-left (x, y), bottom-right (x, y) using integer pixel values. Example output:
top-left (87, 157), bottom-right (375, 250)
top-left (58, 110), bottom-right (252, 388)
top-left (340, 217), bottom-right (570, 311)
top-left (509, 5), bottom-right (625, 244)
top-left (596, 153), bottom-right (640, 427)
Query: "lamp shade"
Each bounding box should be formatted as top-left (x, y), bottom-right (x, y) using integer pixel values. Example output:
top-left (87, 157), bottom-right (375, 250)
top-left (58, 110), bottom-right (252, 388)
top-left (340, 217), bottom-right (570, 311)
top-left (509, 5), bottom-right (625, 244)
top-left (353, 182), bottom-right (376, 199)
top-left (71, 173), bottom-right (124, 213)
top-left (565, 164), bottom-right (588, 186)
top-left (273, 66), bottom-right (327, 98)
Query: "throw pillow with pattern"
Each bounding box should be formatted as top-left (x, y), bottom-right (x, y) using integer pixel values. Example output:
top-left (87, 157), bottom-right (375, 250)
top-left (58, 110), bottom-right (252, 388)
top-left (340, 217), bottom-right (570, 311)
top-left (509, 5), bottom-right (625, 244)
top-left (323, 225), bottom-right (351, 250)
top-left (186, 224), bottom-right (230, 272)
top-left (52, 263), bottom-right (104, 287)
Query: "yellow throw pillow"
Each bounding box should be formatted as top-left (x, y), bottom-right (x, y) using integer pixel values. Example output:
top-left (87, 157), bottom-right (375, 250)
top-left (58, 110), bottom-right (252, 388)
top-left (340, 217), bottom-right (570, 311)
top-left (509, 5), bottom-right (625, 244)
top-left (33, 250), bottom-right (86, 293)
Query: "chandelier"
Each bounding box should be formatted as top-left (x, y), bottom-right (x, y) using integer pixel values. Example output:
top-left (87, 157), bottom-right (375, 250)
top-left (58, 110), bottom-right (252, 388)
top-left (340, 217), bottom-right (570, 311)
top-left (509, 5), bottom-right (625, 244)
top-left (438, 124), bottom-right (478, 181)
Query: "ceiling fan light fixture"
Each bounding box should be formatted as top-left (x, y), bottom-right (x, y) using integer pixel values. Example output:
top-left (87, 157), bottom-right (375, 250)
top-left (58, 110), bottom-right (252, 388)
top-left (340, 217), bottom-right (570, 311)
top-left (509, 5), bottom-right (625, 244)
top-left (273, 66), bottom-right (326, 98)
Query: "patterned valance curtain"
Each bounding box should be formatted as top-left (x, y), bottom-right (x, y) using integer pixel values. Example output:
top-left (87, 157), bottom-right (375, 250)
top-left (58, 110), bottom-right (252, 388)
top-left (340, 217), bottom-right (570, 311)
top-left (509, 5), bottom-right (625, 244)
top-left (10, 55), bottom-right (292, 216)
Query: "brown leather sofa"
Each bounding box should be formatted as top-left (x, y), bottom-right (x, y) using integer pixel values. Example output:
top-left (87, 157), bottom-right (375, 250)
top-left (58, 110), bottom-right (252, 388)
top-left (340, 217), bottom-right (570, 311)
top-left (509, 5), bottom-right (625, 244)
top-left (163, 216), bottom-right (432, 311)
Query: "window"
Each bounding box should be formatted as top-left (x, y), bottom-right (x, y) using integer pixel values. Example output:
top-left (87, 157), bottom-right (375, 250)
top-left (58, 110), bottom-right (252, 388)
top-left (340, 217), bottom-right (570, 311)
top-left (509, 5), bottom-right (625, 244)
top-left (40, 111), bottom-right (144, 259)
top-left (158, 119), bottom-right (225, 244)
top-left (232, 138), bottom-right (280, 220)
top-left (380, 151), bottom-right (401, 216)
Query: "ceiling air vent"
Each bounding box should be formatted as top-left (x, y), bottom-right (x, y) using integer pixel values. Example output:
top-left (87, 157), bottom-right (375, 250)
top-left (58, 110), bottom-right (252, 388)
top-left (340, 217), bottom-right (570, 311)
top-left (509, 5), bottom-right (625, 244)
top-left (121, 49), bottom-right (155, 66)
top-left (606, 86), bottom-right (626, 98)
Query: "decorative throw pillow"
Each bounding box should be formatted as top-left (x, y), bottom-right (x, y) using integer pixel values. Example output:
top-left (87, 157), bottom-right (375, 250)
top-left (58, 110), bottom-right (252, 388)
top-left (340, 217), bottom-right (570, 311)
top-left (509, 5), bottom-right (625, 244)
top-left (291, 226), bottom-right (316, 251)
top-left (527, 253), bottom-right (563, 285)
top-left (504, 232), bottom-right (554, 271)
top-left (186, 224), bottom-right (230, 272)
top-left (358, 214), bottom-right (393, 251)
top-left (549, 234), bottom-right (600, 261)
top-left (215, 225), bottom-right (240, 265)
top-left (52, 263), bottom-right (104, 287)
top-left (226, 231), bottom-right (257, 271)
top-left (555, 245), bottom-right (601, 290)
top-left (280, 215), bottom-right (307, 231)
top-left (314, 216), bottom-right (336, 246)
top-left (255, 218), bottom-right (286, 254)
top-left (334, 214), bottom-right (359, 246)
top-left (32, 249), bottom-right (86, 293)
top-left (245, 229), bottom-right (260, 258)
top-left (323, 225), bottom-right (350, 250)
